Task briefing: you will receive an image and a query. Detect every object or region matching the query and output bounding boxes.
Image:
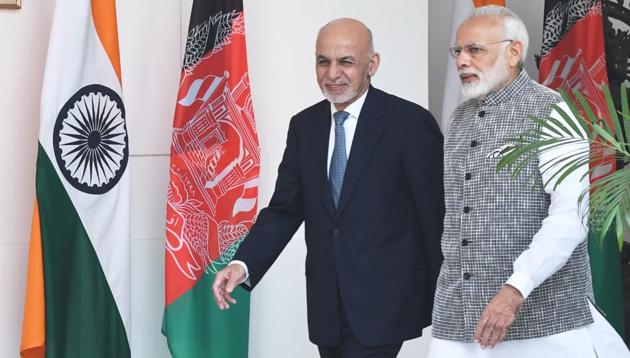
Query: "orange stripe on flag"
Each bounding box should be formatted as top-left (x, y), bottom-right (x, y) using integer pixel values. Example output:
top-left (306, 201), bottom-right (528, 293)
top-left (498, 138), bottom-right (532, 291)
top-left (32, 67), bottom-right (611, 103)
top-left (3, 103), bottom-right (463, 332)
top-left (91, 0), bottom-right (122, 83)
top-left (473, 0), bottom-right (505, 7)
top-left (20, 200), bottom-right (45, 358)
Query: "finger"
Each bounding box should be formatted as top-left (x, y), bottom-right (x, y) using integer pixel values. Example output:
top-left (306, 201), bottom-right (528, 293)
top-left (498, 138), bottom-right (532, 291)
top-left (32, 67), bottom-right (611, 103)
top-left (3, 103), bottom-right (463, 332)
top-left (225, 271), bottom-right (241, 294)
top-left (222, 280), bottom-right (237, 305)
top-left (484, 322), bottom-right (502, 348)
top-left (224, 294), bottom-right (237, 305)
top-left (222, 270), bottom-right (242, 305)
top-left (212, 273), bottom-right (225, 304)
top-left (212, 272), bottom-right (229, 309)
top-left (474, 313), bottom-right (490, 342)
top-left (479, 320), bottom-right (497, 348)
top-left (489, 316), bottom-right (514, 348)
top-left (490, 326), bottom-right (509, 348)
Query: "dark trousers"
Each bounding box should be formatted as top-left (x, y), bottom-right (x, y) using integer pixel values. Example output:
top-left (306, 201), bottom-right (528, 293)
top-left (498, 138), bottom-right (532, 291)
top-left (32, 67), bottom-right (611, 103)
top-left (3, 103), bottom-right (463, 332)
top-left (317, 300), bottom-right (403, 358)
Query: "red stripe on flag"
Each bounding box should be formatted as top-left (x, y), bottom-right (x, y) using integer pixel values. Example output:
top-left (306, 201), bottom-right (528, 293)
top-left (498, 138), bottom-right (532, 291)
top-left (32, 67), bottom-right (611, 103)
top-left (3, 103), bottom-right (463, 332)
top-left (538, 4), bottom-right (616, 180)
top-left (165, 13), bottom-right (259, 305)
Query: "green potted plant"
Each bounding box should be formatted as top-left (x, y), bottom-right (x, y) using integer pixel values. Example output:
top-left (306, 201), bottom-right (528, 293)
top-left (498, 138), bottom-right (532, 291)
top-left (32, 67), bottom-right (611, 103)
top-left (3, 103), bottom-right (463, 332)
top-left (497, 85), bottom-right (630, 247)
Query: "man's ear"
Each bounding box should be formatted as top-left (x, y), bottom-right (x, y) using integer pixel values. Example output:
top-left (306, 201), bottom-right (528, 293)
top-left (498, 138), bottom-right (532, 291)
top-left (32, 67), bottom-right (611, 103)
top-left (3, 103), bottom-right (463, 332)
top-left (507, 41), bottom-right (522, 68)
top-left (368, 52), bottom-right (381, 77)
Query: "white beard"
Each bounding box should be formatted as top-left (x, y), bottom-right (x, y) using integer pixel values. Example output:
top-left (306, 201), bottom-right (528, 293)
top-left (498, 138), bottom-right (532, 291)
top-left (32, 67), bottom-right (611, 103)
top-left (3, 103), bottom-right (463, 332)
top-left (459, 53), bottom-right (510, 99)
top-left (321, 80), bottom-right (359, 105)
top-left (323, 87), bottom-right (358, 105)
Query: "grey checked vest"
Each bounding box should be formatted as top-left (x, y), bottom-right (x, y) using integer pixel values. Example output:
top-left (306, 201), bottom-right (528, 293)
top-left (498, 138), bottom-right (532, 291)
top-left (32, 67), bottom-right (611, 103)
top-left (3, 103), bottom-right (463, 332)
top-left (432, 71), bottom-right (594, 342)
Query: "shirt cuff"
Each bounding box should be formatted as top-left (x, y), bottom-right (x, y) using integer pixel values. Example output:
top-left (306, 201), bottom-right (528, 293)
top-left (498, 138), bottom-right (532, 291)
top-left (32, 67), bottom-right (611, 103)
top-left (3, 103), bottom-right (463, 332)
top-left (228, 260), bottom-right (251, 287)
top-left (506, 271), bottom-right (535, 299)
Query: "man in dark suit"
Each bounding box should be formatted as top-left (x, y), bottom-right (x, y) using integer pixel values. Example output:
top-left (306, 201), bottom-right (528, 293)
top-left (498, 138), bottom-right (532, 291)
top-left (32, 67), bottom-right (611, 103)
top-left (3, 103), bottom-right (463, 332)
top-left (212, 18), bottom-right (444, 358)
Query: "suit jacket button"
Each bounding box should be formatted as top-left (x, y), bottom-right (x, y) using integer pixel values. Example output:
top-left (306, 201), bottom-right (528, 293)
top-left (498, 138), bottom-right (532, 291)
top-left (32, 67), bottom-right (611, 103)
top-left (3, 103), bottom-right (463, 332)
top-left (470, 140), bottom-right (479, 148)
top-left (462, 239), bottom-right (469, 246)
top-left (333, 229), bottom-right (341, 237)
top-left (463, 206), bottom-right (471, 213)
top-left (463, 272), bottom-right (471, 280)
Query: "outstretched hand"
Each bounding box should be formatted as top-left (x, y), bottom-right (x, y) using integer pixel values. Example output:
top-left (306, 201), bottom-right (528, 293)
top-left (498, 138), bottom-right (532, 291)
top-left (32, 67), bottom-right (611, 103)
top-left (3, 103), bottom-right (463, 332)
top-left (474, 284), bottom-right (524, 349)
top-left (212, 264), bottom-right (246, 310)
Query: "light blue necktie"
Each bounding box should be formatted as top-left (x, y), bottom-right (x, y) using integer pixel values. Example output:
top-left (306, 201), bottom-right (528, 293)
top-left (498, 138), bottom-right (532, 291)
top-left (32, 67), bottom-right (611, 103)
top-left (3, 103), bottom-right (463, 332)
top-left (329, 111), bottom-right (349, 209)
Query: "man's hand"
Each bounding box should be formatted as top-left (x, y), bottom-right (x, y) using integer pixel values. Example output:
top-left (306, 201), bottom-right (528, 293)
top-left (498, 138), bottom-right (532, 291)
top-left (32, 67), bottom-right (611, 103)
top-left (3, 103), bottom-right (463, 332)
top-left (212, 264), bottom-right (246, 310)
top-left (474, 284), bottom-right (524, 349)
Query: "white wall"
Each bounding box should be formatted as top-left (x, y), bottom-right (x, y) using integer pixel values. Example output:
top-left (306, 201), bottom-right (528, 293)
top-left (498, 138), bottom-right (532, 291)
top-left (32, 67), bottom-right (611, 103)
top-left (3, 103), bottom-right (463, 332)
top-left (117, 0), bottom-right (181, 356)
top-left (0, 1), bottom-right (429, 357)
top-left (0, 2), bottom-right (54, 357)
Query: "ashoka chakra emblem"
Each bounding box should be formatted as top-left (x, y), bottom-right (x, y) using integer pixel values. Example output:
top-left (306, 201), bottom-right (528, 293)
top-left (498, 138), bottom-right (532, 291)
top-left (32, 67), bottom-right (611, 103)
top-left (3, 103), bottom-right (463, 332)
top-left (53, 84), bottom-right (128, 195)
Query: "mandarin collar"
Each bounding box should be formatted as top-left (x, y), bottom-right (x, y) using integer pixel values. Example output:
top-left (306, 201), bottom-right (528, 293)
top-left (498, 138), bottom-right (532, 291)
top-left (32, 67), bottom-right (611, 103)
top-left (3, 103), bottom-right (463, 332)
top-left (477, 69), bottom-right (529, 106)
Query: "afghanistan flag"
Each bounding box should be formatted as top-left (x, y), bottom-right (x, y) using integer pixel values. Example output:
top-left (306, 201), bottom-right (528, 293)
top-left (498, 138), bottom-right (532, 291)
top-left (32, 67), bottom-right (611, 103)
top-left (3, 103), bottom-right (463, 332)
top-left (538, 0), bottom-right (625, 337)
top-left (20, 0), bottom-right (130, 357)
top-left (162, 1), bottom-right (259, 357)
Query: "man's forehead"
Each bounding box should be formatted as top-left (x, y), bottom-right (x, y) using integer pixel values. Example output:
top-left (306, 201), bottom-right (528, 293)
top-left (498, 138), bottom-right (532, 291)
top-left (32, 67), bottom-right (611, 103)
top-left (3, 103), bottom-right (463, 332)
top-left (317, 33), bottom-right (360, 48)
top-left (456, 16), bottom-right (502, 43)
top-left (316, 38), bottom-right (362, 54)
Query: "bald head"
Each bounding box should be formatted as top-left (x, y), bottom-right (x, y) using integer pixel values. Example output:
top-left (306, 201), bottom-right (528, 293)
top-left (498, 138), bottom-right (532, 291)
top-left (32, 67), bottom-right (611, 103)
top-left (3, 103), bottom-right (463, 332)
top-left (317, 18), bottom-right (374, 56)
top-left (315, 18), bottom-right (380, 110)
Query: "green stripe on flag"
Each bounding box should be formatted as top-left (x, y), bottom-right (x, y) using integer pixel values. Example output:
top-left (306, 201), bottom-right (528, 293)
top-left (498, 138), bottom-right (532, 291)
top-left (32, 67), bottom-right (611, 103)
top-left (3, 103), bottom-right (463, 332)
top-left (589, 227), bottom-right (625, 337)
top-left (36, 144), bottom-right (130, 358)
top-left (162, 263), bottom-right (250, 358)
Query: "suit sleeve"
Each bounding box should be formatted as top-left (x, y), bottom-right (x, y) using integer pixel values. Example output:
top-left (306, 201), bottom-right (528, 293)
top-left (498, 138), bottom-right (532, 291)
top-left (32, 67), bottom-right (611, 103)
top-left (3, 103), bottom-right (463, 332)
top-left (233, 116), bottom-right (305, 290)
top-left (402, 109), bottom-right (445, 304)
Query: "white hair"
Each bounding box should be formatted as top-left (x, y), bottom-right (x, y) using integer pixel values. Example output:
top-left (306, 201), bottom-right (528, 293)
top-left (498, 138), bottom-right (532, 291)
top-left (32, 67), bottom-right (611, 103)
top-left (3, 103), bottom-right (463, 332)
top-left (469, 5), bottom-right (529, 67)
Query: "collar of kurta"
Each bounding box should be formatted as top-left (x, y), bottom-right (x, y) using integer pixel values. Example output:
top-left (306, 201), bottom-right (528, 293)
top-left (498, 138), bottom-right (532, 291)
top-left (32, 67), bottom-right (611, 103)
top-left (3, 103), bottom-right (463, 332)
top-left (478, 69), bottom-right (530, 106)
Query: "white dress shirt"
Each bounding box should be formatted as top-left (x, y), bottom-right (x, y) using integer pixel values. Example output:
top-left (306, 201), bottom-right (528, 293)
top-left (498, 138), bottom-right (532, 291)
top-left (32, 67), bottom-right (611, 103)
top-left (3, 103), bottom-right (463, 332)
top-left (428, 102), bottom-right (629, 357)
top-left (229, 90), bottom-right (369, 284)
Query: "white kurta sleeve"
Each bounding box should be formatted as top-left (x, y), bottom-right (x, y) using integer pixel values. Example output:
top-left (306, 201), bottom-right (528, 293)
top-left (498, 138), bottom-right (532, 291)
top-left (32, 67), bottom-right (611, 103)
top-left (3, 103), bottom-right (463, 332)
top-left (505, 101), bottom-right (590, 299)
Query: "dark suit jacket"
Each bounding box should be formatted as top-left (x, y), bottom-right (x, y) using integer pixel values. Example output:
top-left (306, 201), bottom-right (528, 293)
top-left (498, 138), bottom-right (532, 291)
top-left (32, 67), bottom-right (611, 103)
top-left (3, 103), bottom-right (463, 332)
top-left (234, 86), bottom-right (444, 347)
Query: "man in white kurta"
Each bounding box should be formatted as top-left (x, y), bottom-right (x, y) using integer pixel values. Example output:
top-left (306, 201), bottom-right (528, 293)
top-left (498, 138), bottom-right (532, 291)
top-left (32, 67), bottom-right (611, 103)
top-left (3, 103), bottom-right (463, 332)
top-left (428, 5), bottom-right (629, 358)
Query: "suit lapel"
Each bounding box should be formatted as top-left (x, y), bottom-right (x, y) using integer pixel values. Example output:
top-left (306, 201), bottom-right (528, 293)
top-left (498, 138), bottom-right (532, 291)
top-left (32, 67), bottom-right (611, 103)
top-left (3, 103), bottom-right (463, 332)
top-left (311, 102), bottom-right (336, 218)
top-left (336, 87), bottom-right (386, 217)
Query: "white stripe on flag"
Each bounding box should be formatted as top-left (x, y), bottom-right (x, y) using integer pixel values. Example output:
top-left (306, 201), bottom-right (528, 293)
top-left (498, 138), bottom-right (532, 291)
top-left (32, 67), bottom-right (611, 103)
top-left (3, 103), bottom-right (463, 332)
top-left (39, 0), bottom-right (130, 339)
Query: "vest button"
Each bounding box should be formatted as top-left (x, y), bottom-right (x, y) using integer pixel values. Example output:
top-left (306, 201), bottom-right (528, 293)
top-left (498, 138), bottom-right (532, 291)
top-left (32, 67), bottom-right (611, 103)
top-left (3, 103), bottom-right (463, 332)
top-left (333, 229), bottom-right (341, 237)
top-left (462, 239), bottom-right (469, 246)
top-left (463, 272), bottom-right (471, 280)
top-left (465, 173), bottom-right (472, 180)
top-left (470, 140), bottom-right (478, 148)
top-left (463, 206), bottom-right (471, 213)
top-left (478, 110), bottom-right (485, 117)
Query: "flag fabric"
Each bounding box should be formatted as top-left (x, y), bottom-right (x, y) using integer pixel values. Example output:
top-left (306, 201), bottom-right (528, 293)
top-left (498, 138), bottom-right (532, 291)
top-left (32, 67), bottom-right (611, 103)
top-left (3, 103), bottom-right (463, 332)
top-left (440, 0), bottom-right (506, 132)
top-left (538, 0), bottom-right (625, 337)
top-left (20, 0), bottom-right (130, 357)
top-left (162, 1), bottom-right (259, 357)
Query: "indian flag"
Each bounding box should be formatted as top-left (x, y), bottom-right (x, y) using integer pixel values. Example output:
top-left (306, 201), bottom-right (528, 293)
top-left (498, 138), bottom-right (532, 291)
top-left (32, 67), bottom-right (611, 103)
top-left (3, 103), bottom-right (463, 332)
top-left (20, 0), bottom-right (130, 357)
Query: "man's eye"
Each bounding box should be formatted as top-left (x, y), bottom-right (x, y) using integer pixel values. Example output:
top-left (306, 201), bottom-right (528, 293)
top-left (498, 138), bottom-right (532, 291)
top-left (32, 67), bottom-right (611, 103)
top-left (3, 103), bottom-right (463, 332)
top-left (468, 46), bottom-right (482, 55)
top-left (341, 61), bottom-right (353, 66)
top-left (318, 60), bottom-right (330, 65)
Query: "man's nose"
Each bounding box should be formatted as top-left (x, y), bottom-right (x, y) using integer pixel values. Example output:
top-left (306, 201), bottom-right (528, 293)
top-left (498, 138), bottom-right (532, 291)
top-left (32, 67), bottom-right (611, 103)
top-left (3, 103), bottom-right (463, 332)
top-left (455, 50), bottom-right (471, 69)
top-left (326, 63), bottom-right (342, 79)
